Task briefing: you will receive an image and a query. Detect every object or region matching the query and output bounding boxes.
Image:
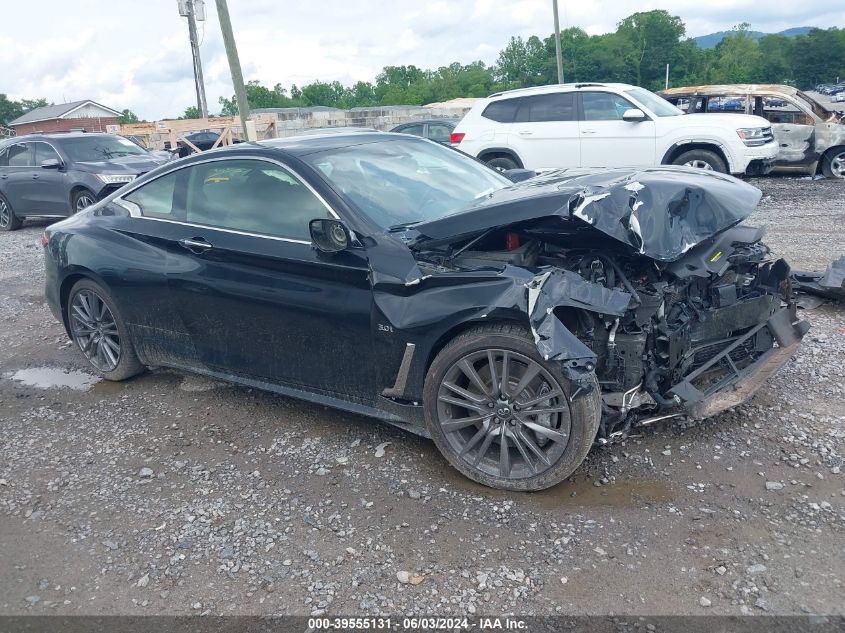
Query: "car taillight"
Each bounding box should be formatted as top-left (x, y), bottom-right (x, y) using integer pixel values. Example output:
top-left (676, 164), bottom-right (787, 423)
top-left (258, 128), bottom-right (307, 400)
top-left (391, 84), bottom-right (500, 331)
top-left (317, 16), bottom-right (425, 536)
top-left (40, 232), bottom-right (49, 248)
top-left (450, 132), bottom-right (465, 144)
top-left (506, 232), bottom-right (520, 251)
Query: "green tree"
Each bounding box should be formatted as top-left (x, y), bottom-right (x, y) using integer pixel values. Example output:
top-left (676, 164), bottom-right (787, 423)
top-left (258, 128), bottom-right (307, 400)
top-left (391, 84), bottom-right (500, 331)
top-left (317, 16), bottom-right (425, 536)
top-left (181, 106), bottom-right (200, 119)
top-left (495, 35), bottom-right (547, 87)
top-left (792, 28), bottom-right (845, 88)
top-left (711, 23), bottom-right (762, 83)
top-left (119, 109), bottom-right (140, 124)
top-left (616, 10), bottom-right (686, 88)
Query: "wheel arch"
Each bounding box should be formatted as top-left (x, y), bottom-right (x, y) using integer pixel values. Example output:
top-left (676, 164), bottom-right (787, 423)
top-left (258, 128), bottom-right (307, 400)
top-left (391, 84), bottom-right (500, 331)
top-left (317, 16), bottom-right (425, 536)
top-left (68, 184), bottom-right (97, 209)
top-left (661, 142), bottom-right (731, 172)
top-left (58, 267), bottom-right (108, 337)
top-left (477, 147), bottom-right (524, 168)
top-left (818, 144), bottom-right (845, 177)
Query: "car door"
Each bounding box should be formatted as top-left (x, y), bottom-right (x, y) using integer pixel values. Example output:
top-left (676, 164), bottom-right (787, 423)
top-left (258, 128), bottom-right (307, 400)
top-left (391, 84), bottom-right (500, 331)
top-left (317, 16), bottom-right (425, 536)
top-left (20, 142), bottom-right (68, 215)
top-left (508, 92), bottom-right (580, 170)
top-left (0, 143), bottom-right (36, 214)
top-left (578, 91), bottom-right (656, 168)
top-left (756, 95), bottom-right (818, 168)
top-left (125, 156), bottom-right (377, 400)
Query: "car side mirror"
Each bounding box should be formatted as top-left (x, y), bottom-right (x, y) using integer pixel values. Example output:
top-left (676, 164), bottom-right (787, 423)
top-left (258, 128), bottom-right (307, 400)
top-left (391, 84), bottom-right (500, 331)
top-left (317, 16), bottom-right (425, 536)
top-left (41, 158), bottom-right (62, 169)
top-left (310, 218), bottom-right (351, 253)
top-left (622, 108), bottom-right (647, 122)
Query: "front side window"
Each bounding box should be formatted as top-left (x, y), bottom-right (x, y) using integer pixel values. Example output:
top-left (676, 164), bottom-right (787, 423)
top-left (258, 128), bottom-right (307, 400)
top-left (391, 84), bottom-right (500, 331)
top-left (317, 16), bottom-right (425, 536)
top-left (123, 171), bottom-right (181, 219)
top-left (582, 92), bottom-right (637, 121)
top-left (516, 93), bottom-right (576, 122)
top-left (34, 142), bottom-right (60, 165)
top-left (760, 96), bottom-right (814, 126)
top-left (184, 159), bottom-right (331, 240)
top-left (625, 87), bottom-right (684, 117)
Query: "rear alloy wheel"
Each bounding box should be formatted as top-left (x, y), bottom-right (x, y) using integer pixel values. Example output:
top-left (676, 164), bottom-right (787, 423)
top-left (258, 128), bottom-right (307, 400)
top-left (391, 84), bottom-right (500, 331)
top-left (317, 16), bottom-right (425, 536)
top-left (672, 149), bottom-right (728, 174)
top-left (424, 324), bottom-right (600, 491)
top-left (67, 279), bottom-right (145, 381)
top-left (72, 190), bottom-right (97, 214)
top-left (485, 156), bottom-right (519, 172)
top-left (821, 148), bottom-right (845, 179)
top-left (0, 195), bottom-right (22, 231)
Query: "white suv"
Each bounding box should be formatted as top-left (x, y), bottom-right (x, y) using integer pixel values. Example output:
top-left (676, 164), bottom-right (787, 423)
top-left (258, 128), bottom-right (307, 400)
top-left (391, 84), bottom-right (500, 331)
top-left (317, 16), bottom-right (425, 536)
top-left (451, 83), bottom-right (778, 176)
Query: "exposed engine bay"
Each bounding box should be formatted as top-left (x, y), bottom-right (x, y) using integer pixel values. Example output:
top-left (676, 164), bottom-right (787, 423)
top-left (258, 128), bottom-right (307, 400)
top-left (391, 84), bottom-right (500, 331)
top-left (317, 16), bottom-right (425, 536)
top-left (408, 192), bottom-right (805, 442)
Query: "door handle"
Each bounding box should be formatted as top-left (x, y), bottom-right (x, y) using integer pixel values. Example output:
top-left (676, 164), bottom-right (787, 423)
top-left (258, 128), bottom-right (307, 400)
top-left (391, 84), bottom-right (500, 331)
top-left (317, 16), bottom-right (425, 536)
top-left (178, 237), bottom-right (213, 253)
top-left (581, 129), bottom-right (597, 135)
top-left (0, 174), bottom-right (7, 179)
top-left (517, 130), bottom-right (533, 136)
top-left (31, 174), bottom-right (40, 180)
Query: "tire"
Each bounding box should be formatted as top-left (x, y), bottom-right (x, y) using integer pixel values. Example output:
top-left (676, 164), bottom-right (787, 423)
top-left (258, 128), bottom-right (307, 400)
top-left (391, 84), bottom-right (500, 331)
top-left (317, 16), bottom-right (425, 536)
top-left (820, 148), bottom-right (845, 179)
top-left (423, 323), bottom-right (601, 491)
top-left (485, 156), bottom-right (519, 172)
top-left (671, 148), bottom-right (728, 173)
top-left (0, 194), bottom-right (23, 231)
top-left (71, 189), bottom-right (97, 214)
top-left (67, 279), bottom-right (145, 381)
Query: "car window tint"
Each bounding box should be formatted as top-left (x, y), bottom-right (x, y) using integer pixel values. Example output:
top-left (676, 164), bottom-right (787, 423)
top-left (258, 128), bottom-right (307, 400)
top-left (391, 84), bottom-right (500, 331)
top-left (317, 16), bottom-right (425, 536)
top-left (427, 124), bottom-right (452, 142)
top-left (6, 144), bottom-right (32, 167)
top-left (184, 159), bottom-right (330, 240)
top-left (516, 93), bottom-right (576, 122)
top-left (581, 92), bottom-right (636, 121)
top-left (34, 142), bottom-right (60, 164)
top-left (399, 124), bottom-right (425, 137)
top-left (124, 171), bottom-right (181, 219)
top-left (482, 98), bottom-right (520, 123)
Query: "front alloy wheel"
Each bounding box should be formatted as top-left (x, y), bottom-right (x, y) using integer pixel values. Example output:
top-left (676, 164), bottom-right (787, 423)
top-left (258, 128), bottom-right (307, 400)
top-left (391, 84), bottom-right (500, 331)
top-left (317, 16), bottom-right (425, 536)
top-left (436, 349), bottom-right (571, 481)
top-left (822, 150), bottom-right (845, 179)
top-left (74, 191), bottom-right (96, 213)
top-left (424, 324), bottom-right (600, 491)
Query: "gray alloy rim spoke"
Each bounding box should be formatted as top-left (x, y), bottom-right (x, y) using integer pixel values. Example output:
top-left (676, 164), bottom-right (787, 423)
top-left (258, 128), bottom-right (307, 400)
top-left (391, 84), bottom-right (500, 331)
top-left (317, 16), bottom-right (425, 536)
top-left (522, 420), bottom-right (568, 443)
top-left (509, 432), bottom-right (538, 475)
top-left (458, 358), bottom-right (492, 398)
top-left (459, 426), bottom-right (488, 457)
top-left (518, 389), bottom-right (562, 408)
top-left (0, 201), bottom-right (9, 226)
top-left (441, 414), bottom-right (488, 433)
top-left (500, 351), bottom-right (510, 398)
top-left (441, 380), bottom-right (486, 404)
top-left (511, 363), bottom-right (541, 401)
top-left (70, 290), bottom-right (120, 372)
top-left (498, 427), bottom-right (511, 477)
top-left (437, 348), bottom-right (571, 480)
top-left (516, 428), bottom-right (552, 466)
top-left (472, 431), bottom-right (497, 467)
top-left (438, 394), bottom-right (487, 412)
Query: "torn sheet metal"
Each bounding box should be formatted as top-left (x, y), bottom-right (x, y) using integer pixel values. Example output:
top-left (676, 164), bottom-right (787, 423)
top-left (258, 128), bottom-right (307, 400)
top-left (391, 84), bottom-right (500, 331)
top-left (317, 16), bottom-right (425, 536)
top-left (791, 256), bottom-right (845, 302)
top-left (372, 264), bottom-right (631, 388)
top-left (411, 167), bottom-right (761, 262)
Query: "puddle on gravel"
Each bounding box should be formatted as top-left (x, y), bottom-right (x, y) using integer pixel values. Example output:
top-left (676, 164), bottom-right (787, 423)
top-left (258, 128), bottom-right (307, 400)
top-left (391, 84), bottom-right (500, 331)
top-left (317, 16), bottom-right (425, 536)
top-left (3, 367), bottom-right (101, 391)
top-left (532, 478), bottom-right (673, 509)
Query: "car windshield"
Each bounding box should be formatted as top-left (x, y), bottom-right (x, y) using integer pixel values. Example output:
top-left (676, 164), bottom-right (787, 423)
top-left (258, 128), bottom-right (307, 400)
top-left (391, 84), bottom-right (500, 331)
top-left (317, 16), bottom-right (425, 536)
top-left (60, 136), bottom-right (147, 162)
top-left (626, 87), bottom-right (684, 117)
top-left (302, 138), bottom-right (511, 229)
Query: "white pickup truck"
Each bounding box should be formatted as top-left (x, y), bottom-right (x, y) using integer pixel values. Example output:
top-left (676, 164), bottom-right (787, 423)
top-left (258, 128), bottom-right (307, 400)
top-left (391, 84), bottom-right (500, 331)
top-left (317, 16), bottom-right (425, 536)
top-left (451, 82), bottom-right (778, 176)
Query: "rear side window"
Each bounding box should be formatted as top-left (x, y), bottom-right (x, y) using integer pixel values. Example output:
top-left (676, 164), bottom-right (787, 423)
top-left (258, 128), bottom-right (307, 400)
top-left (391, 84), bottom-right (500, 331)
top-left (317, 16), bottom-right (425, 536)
top-left (5, 144), bottom-right (32, 167)
top-left (482, 98), bottom-right (520, 123)
top-left (427, 123), bottom-right (452, 143)
top-left (399, 124), bottom-right (425, 137)
top-left (516, 93), bottom-right (576, 122)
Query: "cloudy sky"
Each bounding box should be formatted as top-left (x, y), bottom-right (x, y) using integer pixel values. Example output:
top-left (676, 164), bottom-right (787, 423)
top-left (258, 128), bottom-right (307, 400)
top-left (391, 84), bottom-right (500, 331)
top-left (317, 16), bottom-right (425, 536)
top-left (1, 0), bottom-right (842, 120)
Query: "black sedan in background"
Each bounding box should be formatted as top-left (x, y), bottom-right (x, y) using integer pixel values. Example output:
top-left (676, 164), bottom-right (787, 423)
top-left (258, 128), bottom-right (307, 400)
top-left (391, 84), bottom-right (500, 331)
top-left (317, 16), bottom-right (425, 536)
top-left (389, 119), bottom-right (456, 144)
top-left (42, 133), bottom-right (806, 490)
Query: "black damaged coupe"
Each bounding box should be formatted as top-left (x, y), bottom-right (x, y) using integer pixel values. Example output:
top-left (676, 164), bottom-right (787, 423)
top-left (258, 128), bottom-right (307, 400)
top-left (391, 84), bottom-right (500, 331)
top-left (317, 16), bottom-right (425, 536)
top-left (42, 132), bottom-right (808, 490)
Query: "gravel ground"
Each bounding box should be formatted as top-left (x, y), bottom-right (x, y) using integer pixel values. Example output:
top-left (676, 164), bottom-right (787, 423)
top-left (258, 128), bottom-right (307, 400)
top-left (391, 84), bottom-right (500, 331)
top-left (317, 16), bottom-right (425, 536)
top-left (0, 176), bottom-right (843, 617)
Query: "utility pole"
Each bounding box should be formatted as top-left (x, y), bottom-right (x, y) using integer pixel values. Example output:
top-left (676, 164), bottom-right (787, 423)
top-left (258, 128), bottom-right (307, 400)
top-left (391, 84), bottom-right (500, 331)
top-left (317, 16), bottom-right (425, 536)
top-left (215, 0), bottom-right (256, 140)
top-left (552, 0), bottom-right (564, 84)
top-left (665, 64), bottom-right (670, 90)
top-left (179, 0), bottom-right (208, 118)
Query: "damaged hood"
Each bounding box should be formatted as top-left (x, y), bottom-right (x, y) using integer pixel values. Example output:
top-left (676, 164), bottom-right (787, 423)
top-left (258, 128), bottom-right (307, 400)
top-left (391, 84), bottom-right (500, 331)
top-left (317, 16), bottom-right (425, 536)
top-left (412, 166), bottom-right (762, 262)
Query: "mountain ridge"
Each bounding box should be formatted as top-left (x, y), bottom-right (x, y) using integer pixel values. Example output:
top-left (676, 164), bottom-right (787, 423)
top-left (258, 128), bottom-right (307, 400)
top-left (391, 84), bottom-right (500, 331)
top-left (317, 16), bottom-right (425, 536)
top-left (693, 26), bottom-right (814, 49)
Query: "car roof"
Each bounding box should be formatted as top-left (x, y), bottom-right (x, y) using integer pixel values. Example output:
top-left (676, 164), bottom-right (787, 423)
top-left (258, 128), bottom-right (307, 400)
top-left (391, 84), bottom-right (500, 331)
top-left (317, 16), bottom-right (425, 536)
top-left (259, 131), bottom-right (414, 156)
top-left (393, 119), bottom-right (456, 127)
top-left (661, 84), bottom-right (800, 97)
top-left (487, 82), bottom-right (637, 100)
